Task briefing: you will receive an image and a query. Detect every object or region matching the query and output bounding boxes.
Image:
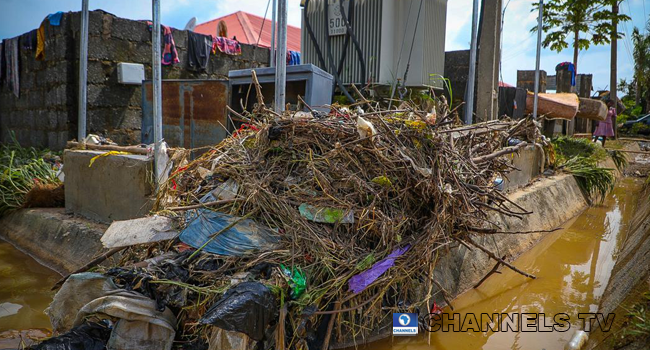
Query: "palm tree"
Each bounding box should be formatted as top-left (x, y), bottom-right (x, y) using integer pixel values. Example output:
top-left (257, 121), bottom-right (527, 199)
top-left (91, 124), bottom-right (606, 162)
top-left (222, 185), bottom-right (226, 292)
top-left (532, 0), bottom-right (630, 74)
top-left (631, 24), bottom-right (650, 113)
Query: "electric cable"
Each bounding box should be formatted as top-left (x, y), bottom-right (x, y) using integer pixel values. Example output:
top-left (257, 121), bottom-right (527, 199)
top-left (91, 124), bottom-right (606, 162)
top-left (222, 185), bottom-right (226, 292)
top-left (400, 0), bottom-right (425, 97)
top-left (388, 0), bottom-right (415, 108)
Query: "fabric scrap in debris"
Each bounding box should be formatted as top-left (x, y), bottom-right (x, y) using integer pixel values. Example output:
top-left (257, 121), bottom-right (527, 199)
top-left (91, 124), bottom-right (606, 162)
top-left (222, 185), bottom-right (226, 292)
top-left (88, 151), bottom-right (130, 167)
top-left (47, 272), bottom-right (177, 350)
top-left (213, 36), bottom-right (241, 55)
top-left (179, 210), bottom-right (279, 256)
top-left (298, 203), bottom-right (354, 224)
top-left (48, 12), bottom-right (64, 26)
top-left (348, 245), bottom-right (410, 294)
top-left (187, 31), bottom-right (212, 71)
top-left (101, 215), bottom-right (178, 249)
top-left (200, 282), bottom-right (277, 341)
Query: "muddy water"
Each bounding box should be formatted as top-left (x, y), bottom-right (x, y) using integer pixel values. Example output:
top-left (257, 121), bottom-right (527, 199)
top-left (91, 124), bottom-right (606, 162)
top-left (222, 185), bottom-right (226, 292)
top-left (0, 240), bottom-right (58, 338)
top-left (372, 178), bottom-right (642, 350)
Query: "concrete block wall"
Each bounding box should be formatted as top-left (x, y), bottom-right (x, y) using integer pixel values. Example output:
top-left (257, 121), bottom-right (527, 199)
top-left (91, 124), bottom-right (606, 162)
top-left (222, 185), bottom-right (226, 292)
top-left (0, 16), bottom-right (75, 150)
top-left (0, 10), bottom-right (269, 149)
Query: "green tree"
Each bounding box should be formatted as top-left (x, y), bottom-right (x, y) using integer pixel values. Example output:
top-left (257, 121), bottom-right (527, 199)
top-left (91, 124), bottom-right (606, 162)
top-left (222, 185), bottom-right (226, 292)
top-left (631, 24), bottom-right (650, 113)
top-left (531, 0), bottom-right (630, 74)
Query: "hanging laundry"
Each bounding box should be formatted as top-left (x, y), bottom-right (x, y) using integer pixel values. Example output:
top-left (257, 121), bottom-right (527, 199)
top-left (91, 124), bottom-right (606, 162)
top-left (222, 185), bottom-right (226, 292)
top-left (36, 22), bottom-right (46, 60)
top-left (0, 42), bottom-right (4, 85)
top-left (20, 29), bottom-right (37, 50)
top-left (187, 31), bottom-right (212, 71)
top-left (212, 36), bottom-right (241, 56)
top-left (147, 22), bottom-right (180, 65)
top-left (3, 38), bottom-right (19, 98)
top-left (556, 62), bottom-right (576, 87)
top-left (47, 12), bottom-right (64, 26)
top-left (287, 51), bottom-right (301, 66)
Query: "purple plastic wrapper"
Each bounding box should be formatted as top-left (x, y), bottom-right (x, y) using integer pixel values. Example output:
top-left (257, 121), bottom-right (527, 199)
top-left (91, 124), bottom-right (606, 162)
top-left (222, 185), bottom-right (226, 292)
top-left (348, 245), bottom-right (411, 294)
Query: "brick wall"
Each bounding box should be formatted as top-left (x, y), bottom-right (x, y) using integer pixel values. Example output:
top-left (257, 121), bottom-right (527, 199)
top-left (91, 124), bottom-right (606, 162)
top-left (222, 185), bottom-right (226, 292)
top-left (0, 10), bottom-right (269, 149)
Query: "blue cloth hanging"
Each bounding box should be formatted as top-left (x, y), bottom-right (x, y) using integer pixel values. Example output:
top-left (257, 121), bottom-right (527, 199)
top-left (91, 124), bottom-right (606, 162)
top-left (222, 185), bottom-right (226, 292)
top-left (48, 12), bottom-right (64, 26)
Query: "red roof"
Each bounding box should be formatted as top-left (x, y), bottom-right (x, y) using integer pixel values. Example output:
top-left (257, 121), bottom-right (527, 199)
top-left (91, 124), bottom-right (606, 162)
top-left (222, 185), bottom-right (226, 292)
top-left (195, 11), bottom-right (301, 52)
top-left (499, 81), bottom-right (514, 88)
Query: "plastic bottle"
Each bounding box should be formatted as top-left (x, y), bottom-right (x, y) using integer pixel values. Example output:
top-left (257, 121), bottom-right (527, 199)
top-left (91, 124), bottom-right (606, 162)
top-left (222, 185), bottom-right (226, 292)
top-left (564, 330), bottom-right (588, 350)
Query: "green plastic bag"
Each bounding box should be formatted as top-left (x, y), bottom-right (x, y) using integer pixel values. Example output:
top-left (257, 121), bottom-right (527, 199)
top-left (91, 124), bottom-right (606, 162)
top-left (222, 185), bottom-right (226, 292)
top-left (280, 264), bottom-right (306, 299)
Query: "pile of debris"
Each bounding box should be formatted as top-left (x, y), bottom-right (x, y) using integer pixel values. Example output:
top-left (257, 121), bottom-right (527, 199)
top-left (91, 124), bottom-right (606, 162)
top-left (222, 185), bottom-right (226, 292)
top-left (48, 95), bottom-right (542, 350)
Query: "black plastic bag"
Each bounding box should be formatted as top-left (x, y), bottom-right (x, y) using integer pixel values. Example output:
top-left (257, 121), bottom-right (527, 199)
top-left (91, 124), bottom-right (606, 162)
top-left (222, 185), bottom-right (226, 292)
top-left (200, 282), bottom-right (277, 341)
top-left (30, 321), bottom-right (111, 350)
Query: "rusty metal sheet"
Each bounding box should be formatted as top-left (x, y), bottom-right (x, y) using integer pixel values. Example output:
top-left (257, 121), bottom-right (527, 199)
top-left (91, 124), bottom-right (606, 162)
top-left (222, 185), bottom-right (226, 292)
top-left (142, 80), bottom-right (229, 150)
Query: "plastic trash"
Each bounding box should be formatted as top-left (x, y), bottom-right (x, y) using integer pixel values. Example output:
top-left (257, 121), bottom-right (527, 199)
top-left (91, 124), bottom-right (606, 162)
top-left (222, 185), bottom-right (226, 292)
top-left (281, 264), bottom-right (307, 299)
top-left (179, 210), bottom-right (279, 256)
top-left (46, 272), bottom-right (177, 350)
top-left (564, 330), bottom-right (588, 350)
top-left (200, 282), bottom-right (277, 341)
top-left (29, 320), bottom-right (112, 350)
top-left (356, 116), bottom-right (376, 139)
top-left (208, 327), bottom-right (256, 350)
top-left (494, 177), bottom-right (504, 191)
top-left (348, 245), bottom-right (410, 294)
top-left (298, 203), bottom-right (354, 224)
top-left (101, 215), bottom-right (178, 248)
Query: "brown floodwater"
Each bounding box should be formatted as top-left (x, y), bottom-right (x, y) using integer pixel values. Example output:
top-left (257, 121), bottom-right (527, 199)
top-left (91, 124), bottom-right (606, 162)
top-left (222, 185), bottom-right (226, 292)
top-left (369, 178), bottom-right (642, 350)
top-left (0, 240), bottom-right (58, 347)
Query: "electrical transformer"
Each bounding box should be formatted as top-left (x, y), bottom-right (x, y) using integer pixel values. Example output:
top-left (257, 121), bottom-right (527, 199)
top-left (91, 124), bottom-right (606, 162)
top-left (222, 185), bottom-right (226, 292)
top-left (301, 0), bottom-right (448, 89)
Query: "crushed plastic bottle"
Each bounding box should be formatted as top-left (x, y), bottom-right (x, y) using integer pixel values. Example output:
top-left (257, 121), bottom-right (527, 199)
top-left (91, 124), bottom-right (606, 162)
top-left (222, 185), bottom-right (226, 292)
top-left (564, 330), bottom-right (588, 350)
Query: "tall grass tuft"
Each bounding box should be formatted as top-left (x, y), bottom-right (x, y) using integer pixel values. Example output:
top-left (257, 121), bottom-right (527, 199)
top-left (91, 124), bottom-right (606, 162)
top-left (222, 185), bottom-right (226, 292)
top-left (0, 138), bottom-right (60, 215)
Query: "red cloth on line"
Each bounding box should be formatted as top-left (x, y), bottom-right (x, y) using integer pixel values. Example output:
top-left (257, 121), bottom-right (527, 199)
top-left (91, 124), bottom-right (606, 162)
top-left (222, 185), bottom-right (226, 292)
top-left (212, 36), bottom-right (241, 56)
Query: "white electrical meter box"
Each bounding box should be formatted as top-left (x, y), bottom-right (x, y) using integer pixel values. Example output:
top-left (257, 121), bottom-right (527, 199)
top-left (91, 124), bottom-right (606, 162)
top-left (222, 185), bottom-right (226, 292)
top-left (117, 62), bottom-right (145, 85)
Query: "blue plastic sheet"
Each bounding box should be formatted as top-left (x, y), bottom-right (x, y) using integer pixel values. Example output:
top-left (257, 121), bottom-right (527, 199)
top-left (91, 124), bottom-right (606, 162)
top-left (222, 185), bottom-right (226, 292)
top-left (179, 210), bottom-right (279, 256)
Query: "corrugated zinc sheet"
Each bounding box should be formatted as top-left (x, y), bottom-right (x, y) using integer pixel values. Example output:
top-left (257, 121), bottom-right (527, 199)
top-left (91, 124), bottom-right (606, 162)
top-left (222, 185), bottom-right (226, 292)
top-left (142, 80), bottom-right (229, 151)
top-left (302, 0), bottom-right (382, 85)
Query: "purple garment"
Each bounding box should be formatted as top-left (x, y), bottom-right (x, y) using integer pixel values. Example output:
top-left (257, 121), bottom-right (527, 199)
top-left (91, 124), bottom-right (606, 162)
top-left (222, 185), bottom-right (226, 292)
top-left (594, 107), bottom-right (616, 138)
top-left (348, 245), bottom-right (410, 294)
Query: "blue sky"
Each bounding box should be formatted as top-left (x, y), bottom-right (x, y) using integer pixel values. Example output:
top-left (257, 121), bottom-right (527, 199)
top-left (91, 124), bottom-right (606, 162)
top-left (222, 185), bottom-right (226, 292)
top-left (0, 0), bottom-right (648, 93)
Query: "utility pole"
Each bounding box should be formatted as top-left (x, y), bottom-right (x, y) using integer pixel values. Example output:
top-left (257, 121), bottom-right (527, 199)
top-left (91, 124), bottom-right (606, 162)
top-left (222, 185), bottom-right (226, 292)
top-left (476, 0), bottom-right (502, 123)
top-left (610, 0), bottom-right (619, 137)
top-left (78, 0), bottom-right (89, 142)
top-left (274, 0), bottom-right (287, 113)
top-left (152, 0), bottom-right (163, 163)
top-left (271, 0), bottom-right (276, 67)
top-left (533, 0), bottom-right (543, 121)
top-left (465, 0), bottom-right (480, 125)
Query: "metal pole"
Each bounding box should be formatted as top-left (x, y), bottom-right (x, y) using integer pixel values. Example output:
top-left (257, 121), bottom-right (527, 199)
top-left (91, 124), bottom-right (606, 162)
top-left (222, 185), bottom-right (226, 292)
top-left (152, 0), bottom-right (163, 156)
top-left (78, 0), bottom-right (89, 141)
top-left (274, 0), bottom-right (287, 113)
top-left (532, 0), bottom-right (543, 121)
top-left (271, 0), bottom-right (276, 67)
top-left (610, 1), bottom-right (618, 138)
top-left (465, 0), bottom-right (479, 125)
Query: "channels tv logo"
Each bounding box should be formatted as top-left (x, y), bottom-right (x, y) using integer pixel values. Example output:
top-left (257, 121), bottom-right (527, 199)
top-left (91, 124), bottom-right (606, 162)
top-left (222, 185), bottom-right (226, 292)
top-left (393, 313), bottom-right (418, 335)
